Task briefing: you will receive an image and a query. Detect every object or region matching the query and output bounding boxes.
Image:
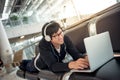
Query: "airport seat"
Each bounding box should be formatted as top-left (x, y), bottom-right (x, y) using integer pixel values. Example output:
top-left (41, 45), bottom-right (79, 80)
top-left (96, 7), bottom-right (120, 53)
top-left (65, 22), bottom-right (89, 53)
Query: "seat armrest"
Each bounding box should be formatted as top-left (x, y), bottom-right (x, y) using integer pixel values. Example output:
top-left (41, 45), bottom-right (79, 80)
top-left (62, 71), bottom-right (73, 80)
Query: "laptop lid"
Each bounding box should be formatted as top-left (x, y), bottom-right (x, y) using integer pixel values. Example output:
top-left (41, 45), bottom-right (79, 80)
top-left (71, 31), bottom-right (114, 73)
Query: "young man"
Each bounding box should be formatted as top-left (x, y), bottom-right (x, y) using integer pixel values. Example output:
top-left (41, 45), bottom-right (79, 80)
top-left (19, 21), bottom-right (89, 73)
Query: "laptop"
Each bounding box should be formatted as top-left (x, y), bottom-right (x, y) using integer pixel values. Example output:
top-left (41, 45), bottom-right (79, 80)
top-left (71, 31), bottom-right (114, 73)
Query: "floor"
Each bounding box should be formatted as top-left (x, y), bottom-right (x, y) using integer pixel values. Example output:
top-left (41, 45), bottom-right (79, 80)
top-left (0, 67), bottom-right (27, 80)
top-left (0, 67), bottom-right (47, 80)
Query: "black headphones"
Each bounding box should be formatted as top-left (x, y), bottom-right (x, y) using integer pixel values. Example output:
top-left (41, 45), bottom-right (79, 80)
top-left (43, 22), bottom-right (53, 42)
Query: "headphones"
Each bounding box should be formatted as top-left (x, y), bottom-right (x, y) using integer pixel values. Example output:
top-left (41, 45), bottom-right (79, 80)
top-left (43, 22), bottom-right (52, 42)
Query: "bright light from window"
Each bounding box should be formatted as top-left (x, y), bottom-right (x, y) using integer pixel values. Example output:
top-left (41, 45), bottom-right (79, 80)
top-left (26, 11), bottom-right (33, 16)
top-left (2, 0), bottom-right (10, 20)
top-left (64, 4), bottom-right (76, 18)
top-left (73, 0), bottom-right (117, 14)
top-left (20, 36), bottom-right (25, 39)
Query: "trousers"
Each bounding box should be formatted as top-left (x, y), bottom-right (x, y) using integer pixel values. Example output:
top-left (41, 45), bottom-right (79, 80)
top-left (19, 60), bottom-right (38, 73)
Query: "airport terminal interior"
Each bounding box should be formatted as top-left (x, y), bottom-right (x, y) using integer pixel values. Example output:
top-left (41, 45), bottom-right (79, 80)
top-left (0, 0), bottom-right (120, 80)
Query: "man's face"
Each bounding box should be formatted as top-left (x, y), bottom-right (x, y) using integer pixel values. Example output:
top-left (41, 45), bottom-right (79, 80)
top-left (51, 28), bottom-right (64, 45)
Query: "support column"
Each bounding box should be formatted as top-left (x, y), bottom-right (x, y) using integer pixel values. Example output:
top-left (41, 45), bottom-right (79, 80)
top-left (0, 20), bottom-right (13, 73)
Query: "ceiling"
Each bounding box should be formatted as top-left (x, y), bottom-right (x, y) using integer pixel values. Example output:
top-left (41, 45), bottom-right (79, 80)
top-left (0, 0), bottom-right (65, 43)
top-left (0, 0), bottom-right (51, 19)
top-left (0, 0), bottom-right (66, 21)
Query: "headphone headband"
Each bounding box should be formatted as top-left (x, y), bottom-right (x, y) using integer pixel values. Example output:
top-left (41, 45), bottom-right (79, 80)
top-left (44, 22), bottom-right (53, 42)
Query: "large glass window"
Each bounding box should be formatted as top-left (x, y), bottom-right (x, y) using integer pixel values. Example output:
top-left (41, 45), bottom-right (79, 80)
top-left (58, 0), bottom-right (117, 28)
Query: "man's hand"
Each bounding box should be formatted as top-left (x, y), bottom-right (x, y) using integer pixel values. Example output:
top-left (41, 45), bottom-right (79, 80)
top-left (68, 57), bottom-right (89, 70)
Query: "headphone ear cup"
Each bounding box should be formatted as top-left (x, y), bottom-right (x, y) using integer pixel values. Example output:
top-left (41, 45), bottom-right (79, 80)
top-left (45, 35), bottom-right (51, 42)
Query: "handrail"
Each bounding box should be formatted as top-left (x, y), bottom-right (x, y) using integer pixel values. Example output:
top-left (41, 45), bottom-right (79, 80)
top-left (21, 41), bottom-right (39, 51)
top-left (15, 40), bottom-right (39, 53)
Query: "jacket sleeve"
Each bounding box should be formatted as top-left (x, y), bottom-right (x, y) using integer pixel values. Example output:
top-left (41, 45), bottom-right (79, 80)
top-left (64, 35), bottom-right (85, 60)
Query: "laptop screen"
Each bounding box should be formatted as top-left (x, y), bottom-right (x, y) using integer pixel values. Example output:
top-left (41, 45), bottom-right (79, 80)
top-left (84, 31), bottom-right (114, 70)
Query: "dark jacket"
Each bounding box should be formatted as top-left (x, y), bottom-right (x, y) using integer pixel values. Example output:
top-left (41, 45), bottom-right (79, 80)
top-left (34, 35), bottom-right (84, 72)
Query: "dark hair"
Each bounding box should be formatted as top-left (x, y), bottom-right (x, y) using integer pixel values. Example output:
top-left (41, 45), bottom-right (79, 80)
top-left (42, 21), bottom-right (62, 38)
